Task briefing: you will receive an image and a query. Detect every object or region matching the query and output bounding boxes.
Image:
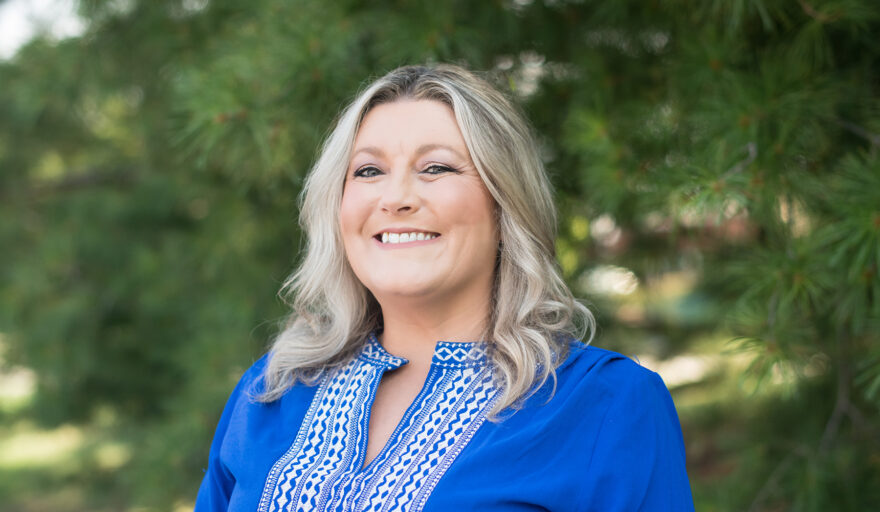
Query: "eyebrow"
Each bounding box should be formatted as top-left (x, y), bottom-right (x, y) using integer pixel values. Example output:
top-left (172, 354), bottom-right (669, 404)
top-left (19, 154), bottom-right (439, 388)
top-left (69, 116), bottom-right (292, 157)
top-left (350, 144), bottom-right (468, 160)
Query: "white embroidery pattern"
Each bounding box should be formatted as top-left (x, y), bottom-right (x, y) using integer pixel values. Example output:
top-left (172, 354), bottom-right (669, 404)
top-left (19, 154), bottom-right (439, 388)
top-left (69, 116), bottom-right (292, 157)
top-left (257, 335), bottom-right (498, 512)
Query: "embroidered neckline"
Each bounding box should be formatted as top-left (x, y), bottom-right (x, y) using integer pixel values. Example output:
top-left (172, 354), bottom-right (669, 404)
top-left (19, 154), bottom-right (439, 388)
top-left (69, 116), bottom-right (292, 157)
top-left (258, 333), bottom-right (500, 512)
top-left (358, 332), bottom-right (489, 370)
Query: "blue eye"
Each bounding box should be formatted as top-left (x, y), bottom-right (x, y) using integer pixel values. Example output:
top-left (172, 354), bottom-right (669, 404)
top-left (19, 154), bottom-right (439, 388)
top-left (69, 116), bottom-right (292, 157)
top-left (353, 166), bottom-right (382, 178)
top-left (421, 164), bottom-right (458, 175)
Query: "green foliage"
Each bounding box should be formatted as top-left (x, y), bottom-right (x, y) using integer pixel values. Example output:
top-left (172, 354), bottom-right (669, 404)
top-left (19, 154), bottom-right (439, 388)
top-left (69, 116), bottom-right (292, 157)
top-left (1, 0), bottom-right (879, 509)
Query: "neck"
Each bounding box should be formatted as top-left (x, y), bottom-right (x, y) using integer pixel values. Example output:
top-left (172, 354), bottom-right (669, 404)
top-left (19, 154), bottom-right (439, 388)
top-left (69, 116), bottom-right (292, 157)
top-left (376, 291), bottom-right (491, 368)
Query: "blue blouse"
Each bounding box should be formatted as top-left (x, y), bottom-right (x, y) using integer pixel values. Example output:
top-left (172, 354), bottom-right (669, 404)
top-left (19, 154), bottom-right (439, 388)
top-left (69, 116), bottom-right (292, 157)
top-left (195, 335), bottom-right (694, 511)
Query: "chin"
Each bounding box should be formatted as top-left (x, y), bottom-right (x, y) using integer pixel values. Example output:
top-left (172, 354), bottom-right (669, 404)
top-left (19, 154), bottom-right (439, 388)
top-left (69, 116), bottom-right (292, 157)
top-left (372, 284), bottom-right (436, 299)
top-left (366, 278), bottom-right (441, 301)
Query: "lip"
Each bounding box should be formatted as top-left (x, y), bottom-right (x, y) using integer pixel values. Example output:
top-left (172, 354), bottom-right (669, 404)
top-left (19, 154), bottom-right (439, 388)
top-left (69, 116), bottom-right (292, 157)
top-left (371, 227), bottom-right (442, 249)
top-left (372, 227), bottom-right (440, 237)
top-left (372, 236), bottom-right (441, 249)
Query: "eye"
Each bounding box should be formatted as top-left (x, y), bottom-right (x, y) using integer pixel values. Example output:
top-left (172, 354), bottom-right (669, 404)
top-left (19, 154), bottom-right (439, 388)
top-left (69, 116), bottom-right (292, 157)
top-left (353, 166), bottom-right (383, 178)
top-left (421, 164), bottom-right (459, 175)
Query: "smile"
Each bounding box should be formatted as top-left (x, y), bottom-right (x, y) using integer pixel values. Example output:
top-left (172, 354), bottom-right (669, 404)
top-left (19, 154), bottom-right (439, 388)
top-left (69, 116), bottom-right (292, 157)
top-left (374, 231), bottom-right (440, 244)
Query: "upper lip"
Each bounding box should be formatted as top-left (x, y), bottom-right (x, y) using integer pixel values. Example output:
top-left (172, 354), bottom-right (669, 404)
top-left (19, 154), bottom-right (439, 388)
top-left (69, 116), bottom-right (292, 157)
top-left (373, 227), bottom-right (440, 237)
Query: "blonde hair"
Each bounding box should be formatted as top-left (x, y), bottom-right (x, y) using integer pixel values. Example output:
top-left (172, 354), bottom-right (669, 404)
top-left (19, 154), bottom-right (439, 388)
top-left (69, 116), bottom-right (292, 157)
top-left (259, 64), bottom-right (595, 418)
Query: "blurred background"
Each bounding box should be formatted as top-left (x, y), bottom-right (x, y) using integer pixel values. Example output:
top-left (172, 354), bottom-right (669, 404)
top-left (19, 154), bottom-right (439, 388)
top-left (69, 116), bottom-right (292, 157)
top-left (1, 0), bottom-right (879, 510)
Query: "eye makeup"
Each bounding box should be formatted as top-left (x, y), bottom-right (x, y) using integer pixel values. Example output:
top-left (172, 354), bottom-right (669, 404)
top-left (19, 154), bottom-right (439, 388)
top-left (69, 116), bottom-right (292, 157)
top-left (353, 166), bottom-right (383, 178)
top-left (350, 163), bottom-right (462, 179)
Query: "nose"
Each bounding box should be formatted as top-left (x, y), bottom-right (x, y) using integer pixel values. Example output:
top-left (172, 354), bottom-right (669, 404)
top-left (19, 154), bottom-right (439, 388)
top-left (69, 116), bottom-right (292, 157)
top-left (379, 168), bottom-right (419, 215)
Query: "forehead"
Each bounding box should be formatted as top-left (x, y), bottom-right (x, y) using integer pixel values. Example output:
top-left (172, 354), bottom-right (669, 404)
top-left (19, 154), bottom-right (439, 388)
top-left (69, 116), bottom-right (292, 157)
top-left (353, 99), bottom-right (469, 154)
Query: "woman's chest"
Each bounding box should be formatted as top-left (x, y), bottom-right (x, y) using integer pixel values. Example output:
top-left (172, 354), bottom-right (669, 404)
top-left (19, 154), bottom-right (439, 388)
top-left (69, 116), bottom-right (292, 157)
top-left (227, 352), bottom-right (504, 512)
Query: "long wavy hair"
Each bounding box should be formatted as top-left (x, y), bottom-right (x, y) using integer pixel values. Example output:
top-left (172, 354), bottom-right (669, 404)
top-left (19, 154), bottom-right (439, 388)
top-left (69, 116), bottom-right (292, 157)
top-left (258, 64), bottom-right (595, 418)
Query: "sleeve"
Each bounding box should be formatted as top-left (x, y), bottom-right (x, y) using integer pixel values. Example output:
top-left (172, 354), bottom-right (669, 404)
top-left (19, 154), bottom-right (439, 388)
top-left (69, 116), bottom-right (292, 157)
top-left (194, 362), bottom-right (260, 511)
top-left (581, 365), bottom-right (695, 511)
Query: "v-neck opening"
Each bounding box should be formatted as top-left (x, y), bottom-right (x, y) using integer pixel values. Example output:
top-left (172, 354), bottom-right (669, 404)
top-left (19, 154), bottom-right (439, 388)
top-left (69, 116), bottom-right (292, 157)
top-left (355, 332), bottom-right (492, 473)
top-left (258, 333), bottom-right (500, 512)
top-left (358, 364), bottom-right (438, 473)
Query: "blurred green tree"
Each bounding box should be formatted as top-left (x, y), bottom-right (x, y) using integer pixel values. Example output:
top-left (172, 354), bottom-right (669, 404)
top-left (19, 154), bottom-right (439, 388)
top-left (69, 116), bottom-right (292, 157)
top-left (0, 0), bottom-right (877, 510)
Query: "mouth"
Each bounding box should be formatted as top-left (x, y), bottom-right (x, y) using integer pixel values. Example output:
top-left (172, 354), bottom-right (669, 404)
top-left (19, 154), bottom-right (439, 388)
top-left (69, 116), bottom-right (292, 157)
top-left (373, 230), bottom-right (441, 245)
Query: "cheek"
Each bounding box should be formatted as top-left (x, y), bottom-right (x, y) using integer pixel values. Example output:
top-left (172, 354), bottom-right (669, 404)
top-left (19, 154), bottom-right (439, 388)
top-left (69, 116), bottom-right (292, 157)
top-left (339, 185), bottom-right (376, 276)
top-left (339, 184), bottom-right (370, 235)
top-left (437, 184), bottom-right (498, 245)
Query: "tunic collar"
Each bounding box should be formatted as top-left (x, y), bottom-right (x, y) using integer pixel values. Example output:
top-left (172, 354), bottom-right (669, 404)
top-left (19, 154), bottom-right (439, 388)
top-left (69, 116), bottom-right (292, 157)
top-left (358, 332), bottom-right (489, 370)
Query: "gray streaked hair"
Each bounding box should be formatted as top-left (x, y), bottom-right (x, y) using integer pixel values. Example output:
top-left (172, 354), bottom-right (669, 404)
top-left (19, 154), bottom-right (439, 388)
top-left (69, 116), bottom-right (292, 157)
top-left (258, 64), bottom-right (595, 418)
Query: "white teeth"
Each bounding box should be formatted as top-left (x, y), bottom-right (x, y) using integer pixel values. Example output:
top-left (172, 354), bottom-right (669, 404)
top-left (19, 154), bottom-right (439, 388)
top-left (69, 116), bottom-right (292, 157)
top-left (379, 232), bottom-right (437, 244)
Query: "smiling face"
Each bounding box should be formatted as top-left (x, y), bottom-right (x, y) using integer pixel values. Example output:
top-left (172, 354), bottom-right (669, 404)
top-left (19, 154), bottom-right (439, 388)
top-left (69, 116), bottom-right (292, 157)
top-left (340, 99), bottom-right (498, 309)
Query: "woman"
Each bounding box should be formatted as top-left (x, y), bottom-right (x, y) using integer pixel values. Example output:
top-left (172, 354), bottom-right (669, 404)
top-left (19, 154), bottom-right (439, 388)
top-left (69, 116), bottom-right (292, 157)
top-left (196, 64), bottom-right (694, 511)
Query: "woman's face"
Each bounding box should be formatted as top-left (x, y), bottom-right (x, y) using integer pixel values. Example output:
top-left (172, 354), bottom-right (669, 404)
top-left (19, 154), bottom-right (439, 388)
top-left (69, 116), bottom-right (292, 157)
top-left (340, 99), bottom-right (498, 307)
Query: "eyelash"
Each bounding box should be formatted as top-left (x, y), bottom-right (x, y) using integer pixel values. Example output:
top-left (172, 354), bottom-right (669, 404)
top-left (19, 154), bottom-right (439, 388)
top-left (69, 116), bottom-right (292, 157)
top-left (353, 166), bottom-right (382, 178)
top-left (352, 164), bottom-right (459, 178)
top-left (422, 164), bottom-right (459, 175)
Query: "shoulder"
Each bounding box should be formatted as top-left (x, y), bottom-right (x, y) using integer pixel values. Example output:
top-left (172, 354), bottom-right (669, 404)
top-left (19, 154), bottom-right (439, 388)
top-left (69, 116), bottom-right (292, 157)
top-left (551, 342), bottom-right (694, 509)
top-left (238, 353), bottom-right (272, 394)
top-left (510, 339), bottom-right (677, 431)
top-left (214, 351), bottom-right (322, 460)
top-left (529, 339), bottom-right (683, 443)
top-left (553, 340), bottom-right (667, 399)
top-left (217, 353), bottom-right (272, 412)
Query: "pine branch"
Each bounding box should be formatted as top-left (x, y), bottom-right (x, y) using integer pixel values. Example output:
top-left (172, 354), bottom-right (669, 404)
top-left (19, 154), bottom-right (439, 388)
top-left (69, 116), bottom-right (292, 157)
top-left (819, 348), bottom-right (850, 455)
top-left (722, 142), bottom-right (757, 180)
top-left (767, 289), bottom-right (779, 331)
top-left (834, 119), bottom-right (880, 147)
top-left (10, 167), bottom-right (139, 200)
top-left (747, 449), bottom-right (801, 512)
top-left (797, 0), bottom-right (842, 23)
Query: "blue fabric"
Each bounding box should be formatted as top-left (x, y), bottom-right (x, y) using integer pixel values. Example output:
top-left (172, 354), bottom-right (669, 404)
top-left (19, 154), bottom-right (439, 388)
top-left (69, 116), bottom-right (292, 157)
top-left (195, 338), bottom-right (695, 511)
